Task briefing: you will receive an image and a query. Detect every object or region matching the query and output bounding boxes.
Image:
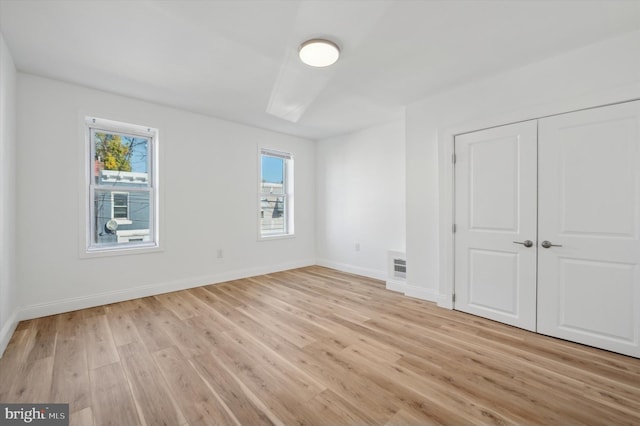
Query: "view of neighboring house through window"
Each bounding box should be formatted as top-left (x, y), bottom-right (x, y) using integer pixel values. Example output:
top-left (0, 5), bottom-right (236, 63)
top-left (86, 117), bottom-right (158, 251)
top-left (260, 148), bottom-right (293, 238)
top-left (112, 192), bottom-right (129, 220)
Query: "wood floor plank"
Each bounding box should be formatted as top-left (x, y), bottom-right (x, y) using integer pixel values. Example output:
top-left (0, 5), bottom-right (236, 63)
top-left (2, 266), bottom-right (640, 425)
top-left (385, 408), bottom-right (439, 426)
top-left (104, 306), bottom-right (140, 347)
top-left (26, 316), bottom-right (57, 363)
top-left (298, 341), bottom-right (402, 421)
top-left (397, 350), bottom-right (631, 425)
top-left (145, 302), bottom-right (213, 359)
top-left (127, 304), bottom-right (174, 353)
top-left (180, 290), bottom-right (225, 318)
top-left (153, 346), bottom-right (239, 426)
top-left (221, 329), bottom-right (325, 402)
top-left (266, 274), bottom-right (374, 323)
top-left (69, 407), bottom-right (93, 426)
top-left (230, 278), bottom-right (353, 339)
top-left (89, 362), bottom-right (141, 426)
top-left (154, 291), bottom-right (202, 320)
top-left (236, 305), bottom-right (316, 348)
top-left (50, 314), bottom-right (91, 412)
top-left (190, 351), bottom-right (275, 426)
top-left (435, 321), bottom-right (640, 412)
top-left (83, 315), bottom-right (119, 370)
top-left (185, 288), bottom-right (235, 332)
top-left (310, 388), bottom-right (379, 425)
top-left (183, 314), bottom-right (230, 350)
top-left (357, 309), bottom-right (640, 423)
top-left (120, 350), bottom-right (182, 426)
top-left (6, 356), bottom-right (54, 403)
top-left (340, 342), bottom-right (533, 425)
top-left (206, 331), bottom-right (329, 425)
top-left (80, 305), bottom-right (106, 319)
top-left (55, 310), bottom-right (85, 337)
top-left (0, 327), bottom-right (37, 401)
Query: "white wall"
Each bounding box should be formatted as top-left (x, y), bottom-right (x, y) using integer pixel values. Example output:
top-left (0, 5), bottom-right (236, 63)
top-left (0, 32), bottom-right (18, 356)
top-left (316, 120), bottom-right (405, 280)
top-left (16, 74), bottom-right (316, 319)
top-left (406, 30), bottom-right (640, 306)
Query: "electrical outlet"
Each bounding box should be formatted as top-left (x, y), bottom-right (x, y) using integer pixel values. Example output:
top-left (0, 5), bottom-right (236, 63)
top-left (355, 243), bottom-right (360, 252)
top-left (217, 249), bottom-right (224, 259)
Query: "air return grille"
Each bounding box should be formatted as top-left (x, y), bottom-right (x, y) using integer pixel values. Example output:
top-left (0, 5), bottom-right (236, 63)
top-left (387, 251), bottom-right (406, 281)
top-left (386, 251), bottom-right (406, 292)
top-left (393, 258), bottom-right (407, 279)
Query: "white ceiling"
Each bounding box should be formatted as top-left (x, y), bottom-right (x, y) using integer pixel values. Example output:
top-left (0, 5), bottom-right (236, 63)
top-left (1, 0), bottom-right (639, 140)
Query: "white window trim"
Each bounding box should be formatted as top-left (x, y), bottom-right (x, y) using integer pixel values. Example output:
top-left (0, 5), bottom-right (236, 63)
top-left (258, 147), bottom-right (294, 240)
top-left (81, 116), bottom-right (160, 257)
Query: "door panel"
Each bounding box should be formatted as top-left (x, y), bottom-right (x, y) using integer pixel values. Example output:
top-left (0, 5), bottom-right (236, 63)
top-left (558, 118), bottom-right (637, 237)
top-left (468, 135), bottom-right (520, 232)
top-left (468, 249), bottom-right (519, 315)
top-left (558, 259), bottom-right (635, 341)
top-left (538, 101), bottom-right (640, 357)
top-left (455, 121), bottom-right (538, 331)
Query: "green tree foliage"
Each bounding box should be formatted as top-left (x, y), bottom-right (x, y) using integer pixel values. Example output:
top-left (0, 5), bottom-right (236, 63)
top-left (95, 132), bottom-right (132, 171)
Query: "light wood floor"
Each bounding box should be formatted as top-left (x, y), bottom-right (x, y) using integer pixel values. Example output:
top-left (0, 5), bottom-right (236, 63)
top-left (1, 266), bottom-right (639, 425)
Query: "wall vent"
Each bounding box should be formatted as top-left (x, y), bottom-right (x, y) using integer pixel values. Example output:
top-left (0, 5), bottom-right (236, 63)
top-left (386, 251), bottom-right (407, 292)
top-left (393, 258), bottom-right (406, 279)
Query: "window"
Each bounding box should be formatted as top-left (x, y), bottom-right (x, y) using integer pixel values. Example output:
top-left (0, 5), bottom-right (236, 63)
top-left (86, 117), bottom-right (158, 252)
top-left (112, 192), bottom-right (130, 222)
top-left (259, 148), bottom-right (293, 238)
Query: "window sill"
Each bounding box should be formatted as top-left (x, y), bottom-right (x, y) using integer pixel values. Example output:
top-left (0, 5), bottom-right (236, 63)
top-left (258, 233), bottom-right (295, 242)
top-left (80, 243), bottom-right (162, 259)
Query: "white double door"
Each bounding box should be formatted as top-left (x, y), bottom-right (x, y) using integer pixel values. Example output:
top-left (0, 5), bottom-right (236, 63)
top-left (454, 101), bottom-right (640, 357)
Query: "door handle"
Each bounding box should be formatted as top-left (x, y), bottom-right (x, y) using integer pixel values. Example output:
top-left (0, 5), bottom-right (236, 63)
top-left (541, 240), bottom-right (562, 248)
top-left (513, 240), bottom-right (534, 248)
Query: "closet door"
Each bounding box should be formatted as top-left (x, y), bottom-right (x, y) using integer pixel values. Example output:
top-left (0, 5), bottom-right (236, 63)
top-left (538, 101), bottom-right (640, 357)
top-left (454, 121), bottom-right (538, 331)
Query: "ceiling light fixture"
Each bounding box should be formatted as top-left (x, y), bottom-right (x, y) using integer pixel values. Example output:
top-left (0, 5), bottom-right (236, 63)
top-left (299, 39), bottom-right (340, 67)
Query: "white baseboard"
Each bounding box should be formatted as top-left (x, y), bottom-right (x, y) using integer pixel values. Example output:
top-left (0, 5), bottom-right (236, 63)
top-left (404, 283), bottom-right (439, 302)
top-left (437, 293), bottom-right (454, 309)
top-left (0, 309), bottom-right (19, 358)
top-left (315, 259), bottom-right (387, 281)
top-left (385, 279), bottom-right (405, 293)
top-left (17, 259), bottom-right (316, 322)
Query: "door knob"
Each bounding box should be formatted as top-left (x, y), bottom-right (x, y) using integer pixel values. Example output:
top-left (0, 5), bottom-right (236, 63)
top-left (513, 240), bottom-right (534, 248)
top-left (541, 240), bottom-right (562, 248)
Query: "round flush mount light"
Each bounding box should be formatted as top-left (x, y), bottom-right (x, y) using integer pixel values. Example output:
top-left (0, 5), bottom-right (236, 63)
top-left (299, 39), bottom-right (340, 67)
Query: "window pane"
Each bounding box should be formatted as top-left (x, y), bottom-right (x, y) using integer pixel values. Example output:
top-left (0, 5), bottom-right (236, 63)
top-left (113, 207), bottom-right (128, 219)
top-left (94, 189), bottom-right (150, 245)
top-left (260, 195), bottom-right (286, 235)
top-left (94, 131), bottom-right (150, 188)
top-left (113, 193), bottom-right (128, 206)
top-left (261, 155), bottom-right (284, 195)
